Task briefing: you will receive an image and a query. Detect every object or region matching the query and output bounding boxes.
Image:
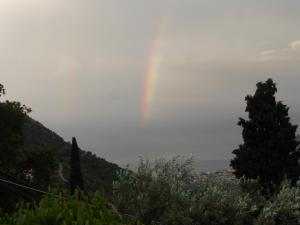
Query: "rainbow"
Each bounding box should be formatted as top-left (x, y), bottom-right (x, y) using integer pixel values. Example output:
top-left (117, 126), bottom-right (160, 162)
top-left (58, 55), bottom-right (79, 117)
top-left (142, 18), bottom-right (166, 121)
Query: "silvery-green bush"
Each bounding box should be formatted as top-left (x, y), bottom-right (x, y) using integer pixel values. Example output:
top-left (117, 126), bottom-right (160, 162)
top-left (256, 180), bottom-right (300, 225)
top-left (113, 156), bottom-right (257, 225)
top-left (113, 156), bottom-right (194, 225)
top-left (190, 176), bottom-right (255, 225)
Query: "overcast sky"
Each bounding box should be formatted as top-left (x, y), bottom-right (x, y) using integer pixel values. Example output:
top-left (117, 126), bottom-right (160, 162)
top-left (2, 0), bottom-right (300, 166)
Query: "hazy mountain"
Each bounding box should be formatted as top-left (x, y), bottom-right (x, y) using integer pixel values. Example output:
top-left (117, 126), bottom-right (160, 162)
top-left (22, 117), bottom-right (121, 194)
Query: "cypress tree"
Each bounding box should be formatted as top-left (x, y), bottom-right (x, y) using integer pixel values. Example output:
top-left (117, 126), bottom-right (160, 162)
top-left (231, 79), bottom-right (300, 193)
top-left (69, 137), bottom-right (84, 194)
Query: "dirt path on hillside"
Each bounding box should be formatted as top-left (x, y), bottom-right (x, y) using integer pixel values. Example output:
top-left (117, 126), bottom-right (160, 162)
top-left (58, 164), bottom-right (68, 182)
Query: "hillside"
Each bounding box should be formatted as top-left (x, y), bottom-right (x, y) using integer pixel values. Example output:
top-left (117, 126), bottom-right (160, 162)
top-left (22, 116), bottom-right (121, 194)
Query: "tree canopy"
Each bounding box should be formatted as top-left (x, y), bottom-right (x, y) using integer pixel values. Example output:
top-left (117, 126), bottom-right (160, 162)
top-left (0, 84), bottom-right (31, 173)
top-left (231, 78), bottom-right (300, 193)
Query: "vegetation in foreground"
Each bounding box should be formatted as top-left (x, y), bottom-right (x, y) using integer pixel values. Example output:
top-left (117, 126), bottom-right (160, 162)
top-left (0, 190), bottom-right (117, 225)
top-left (1, 157), bottom-right (300, 225)
top-left (113, 157), bottom-right (300, 225)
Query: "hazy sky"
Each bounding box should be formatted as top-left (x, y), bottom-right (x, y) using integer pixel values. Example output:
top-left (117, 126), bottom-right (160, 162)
top-left (2, 0), bottom-right (300, 166)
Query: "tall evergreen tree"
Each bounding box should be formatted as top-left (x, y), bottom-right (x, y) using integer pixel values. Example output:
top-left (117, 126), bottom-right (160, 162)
top-left (231, 79), bottom-right (300, 193)
top-left (69, 137), bottom-right (84, 194)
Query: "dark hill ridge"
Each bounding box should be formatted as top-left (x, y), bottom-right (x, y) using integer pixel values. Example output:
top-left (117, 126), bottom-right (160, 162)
top-left (22, 116), bottom-right (121, 194)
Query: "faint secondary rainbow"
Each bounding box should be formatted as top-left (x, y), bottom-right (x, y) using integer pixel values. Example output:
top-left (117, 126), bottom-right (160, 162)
top-left (58, 55), bottom-right (79, 118)
top-left (142, 18), bottom-right (166, 121)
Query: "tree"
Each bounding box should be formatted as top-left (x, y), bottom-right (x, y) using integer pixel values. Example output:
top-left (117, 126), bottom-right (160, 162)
top-left (231, 79), bottom-right (300, 193)
top-left (0, 84), bottom-right (31, 173)
top-left (69, 137), bottom-right (84, 194)
top-left (0, 83), bottom-right (33, 212)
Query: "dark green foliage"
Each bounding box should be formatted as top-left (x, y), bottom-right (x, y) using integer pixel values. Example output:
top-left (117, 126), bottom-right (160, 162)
top-left (0, 92), bottom-right (31, 173)
top-left (69, 137), bottom-right (84, 194)
top-left (17, 147), bottom-right (55, 188)
top-left (231, 79), bottom-right (300, 193)
top-left (0, 147), bottom-right (55, 212)
top-left (0, 189), bottom-right (118, 225)
top-left (0, 83), bottom-right (35, 211)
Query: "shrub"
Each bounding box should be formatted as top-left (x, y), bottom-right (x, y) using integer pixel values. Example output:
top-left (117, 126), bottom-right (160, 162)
top-left (0, 189), bottom-right (117, 225)
top-left (113, 156), bottom-right (194, 225)
top-left (190, 176), bottom-right (255, 225)
top-left (113, 156), bottom-right (257, 225)
top-left (256, 180), bottom-right (300, 225)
